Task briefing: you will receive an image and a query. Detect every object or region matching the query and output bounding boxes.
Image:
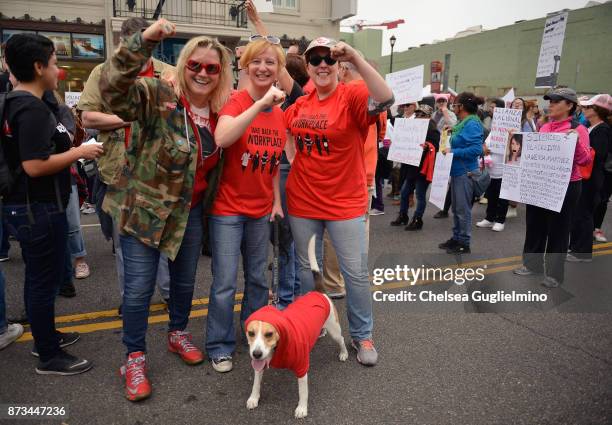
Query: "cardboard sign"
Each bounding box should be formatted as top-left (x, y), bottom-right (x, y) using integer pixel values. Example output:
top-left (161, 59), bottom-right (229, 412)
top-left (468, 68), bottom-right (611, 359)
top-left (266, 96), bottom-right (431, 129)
top-left (386, 65), bottom-right (424, 106)
top-left (429, 152), bottom-right (454, 210)
top-left (387, 118), bottom-right (429, 166)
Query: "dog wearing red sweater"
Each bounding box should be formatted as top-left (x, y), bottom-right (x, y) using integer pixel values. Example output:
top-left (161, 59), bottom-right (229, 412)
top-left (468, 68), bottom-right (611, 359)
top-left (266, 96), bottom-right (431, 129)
top-left (244, 236), bottom-right (348, 418)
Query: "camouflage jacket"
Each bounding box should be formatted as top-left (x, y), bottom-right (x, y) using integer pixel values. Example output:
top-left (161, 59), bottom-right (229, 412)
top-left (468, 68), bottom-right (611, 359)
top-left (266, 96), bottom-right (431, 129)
top-left (99, 33), bottom-right (200, 261)
top-left (78, 58), bottom-right (171, 185)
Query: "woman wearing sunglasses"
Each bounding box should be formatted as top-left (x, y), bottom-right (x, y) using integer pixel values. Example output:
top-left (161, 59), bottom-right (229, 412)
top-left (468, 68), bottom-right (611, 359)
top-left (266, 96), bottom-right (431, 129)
top-left (206, 36), bottom-right (287, 373)
top-left (100, 19), bottom-right (232, 401)
top-left (284, 38), bottom-right (394, 366)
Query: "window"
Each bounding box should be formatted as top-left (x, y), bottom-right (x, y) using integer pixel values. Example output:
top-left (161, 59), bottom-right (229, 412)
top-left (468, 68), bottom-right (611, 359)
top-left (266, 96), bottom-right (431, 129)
top-left (272, 0), bottom-right (297, 9)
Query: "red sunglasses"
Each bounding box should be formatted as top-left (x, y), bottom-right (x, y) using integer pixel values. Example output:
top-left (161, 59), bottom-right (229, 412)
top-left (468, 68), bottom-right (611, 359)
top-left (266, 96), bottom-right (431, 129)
top-left (186, 60), bottom-right (221, 75)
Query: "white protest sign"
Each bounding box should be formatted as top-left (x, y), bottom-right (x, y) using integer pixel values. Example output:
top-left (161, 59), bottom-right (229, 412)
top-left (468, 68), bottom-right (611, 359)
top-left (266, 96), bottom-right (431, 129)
top-left (488, 108), bottom-right (523, 155)
top-left (502, 88), bottom-right (515, 107)
top-left (500, 132), bottom-right (577, 212)
top-left (384, 120), bottom-right (394, 141)
top-left (386, 65), bottom-right (424, 106)
top-left (535, 12), bottom-right (568, 88)
top-left (429, 152), bottom-right (454, 210)
top-left (387, 118), bottom-right (429, 166)
top-left (64, 91), bottom-right (82, 108)
top-left (253, 0), bottom-right (274, 13)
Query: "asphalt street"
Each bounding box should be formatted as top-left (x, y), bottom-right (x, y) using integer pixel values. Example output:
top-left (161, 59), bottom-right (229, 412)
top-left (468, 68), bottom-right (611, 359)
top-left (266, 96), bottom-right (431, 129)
top-left (1, 199), bottom-right (611, 425)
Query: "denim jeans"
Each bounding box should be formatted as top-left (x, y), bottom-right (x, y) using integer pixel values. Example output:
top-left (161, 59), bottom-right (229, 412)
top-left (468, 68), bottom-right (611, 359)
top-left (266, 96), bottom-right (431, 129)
top-left (67, 184), bottom-right (86, 259)
top-left (206, 214), bottom-right (270, 358)
top-left (120, 203), bottom-right (203, 354)
top-left (400, 174), bottom-right (430, 218)
top-left (289, 215), bottom-right (372, 341)
top-left (450, 173), bottom-right (475, 245)
top-left (0, 222), bottom-right (6, 334)
top-left (3, 202), bottom-right (67, 361)
top-left (113, 219), bottom-right (170, 300)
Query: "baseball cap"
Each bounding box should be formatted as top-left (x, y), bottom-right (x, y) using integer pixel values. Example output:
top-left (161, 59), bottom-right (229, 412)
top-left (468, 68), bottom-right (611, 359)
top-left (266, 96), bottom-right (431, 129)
top-left (543, 87), bottom-right (578, 104)
top-left (416, 104), bottom-right (433, 116)
top-left (304, 37), bottom-right (338, 58)
top-left (579, 94), bottom-right (612, 112)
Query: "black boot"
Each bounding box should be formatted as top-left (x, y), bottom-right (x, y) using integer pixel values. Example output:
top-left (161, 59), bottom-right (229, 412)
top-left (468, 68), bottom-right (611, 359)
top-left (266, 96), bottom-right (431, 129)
top-left (390, 212), bottom-right (409, 226)
top-left (59, 282), bottom-right (76, 298)
top-left (405, 216), bottom-right (423, 231)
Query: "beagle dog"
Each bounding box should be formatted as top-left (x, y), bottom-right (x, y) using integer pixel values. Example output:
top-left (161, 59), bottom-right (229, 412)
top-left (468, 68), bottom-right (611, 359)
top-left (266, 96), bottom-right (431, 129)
top-left (244, 236), bottom-right (348, 418)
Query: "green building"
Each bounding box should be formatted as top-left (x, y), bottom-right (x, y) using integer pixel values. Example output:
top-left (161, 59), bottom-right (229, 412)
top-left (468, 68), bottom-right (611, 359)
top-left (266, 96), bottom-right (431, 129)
top-left (343, 1), bottom-right (612, 97)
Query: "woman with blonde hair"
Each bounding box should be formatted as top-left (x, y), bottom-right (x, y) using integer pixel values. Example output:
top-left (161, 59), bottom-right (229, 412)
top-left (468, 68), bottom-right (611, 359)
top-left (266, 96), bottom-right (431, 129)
top-left (100, 19), bottom-right (232, 401)
top-left (206, 35), bottom-right (287, 373)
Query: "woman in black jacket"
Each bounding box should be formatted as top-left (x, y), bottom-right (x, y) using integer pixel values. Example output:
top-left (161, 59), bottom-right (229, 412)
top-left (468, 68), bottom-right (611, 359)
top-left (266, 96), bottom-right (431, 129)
top-left (568, 94), bottom-right (612, 261)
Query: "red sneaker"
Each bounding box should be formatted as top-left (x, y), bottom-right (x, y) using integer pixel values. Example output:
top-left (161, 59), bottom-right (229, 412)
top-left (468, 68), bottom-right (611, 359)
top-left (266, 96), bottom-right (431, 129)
top-left (120, 352), bottom-right (151, 402)
top-left (168, 331), bottom-right (204, 365)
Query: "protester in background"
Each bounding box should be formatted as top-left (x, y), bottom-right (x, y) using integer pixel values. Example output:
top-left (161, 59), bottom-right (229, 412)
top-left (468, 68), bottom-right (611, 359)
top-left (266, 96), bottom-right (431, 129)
top-left (514, 88), bottom-right (592, 288)
top-left (284, 37), bottom-right (394, 366)
top-left (390, 105), bottom-right (440, 230)
top-left (594, 123), bottom-right (612, 242)
top-left (432, 94), bottom-right (457, 132)
top-left (207, 35), bottom-right (286, 373)
top-left (78, 17), bottom-right (173, 315)
top-left (3, 33), bottom-right (102, 374)
top-left (568, 94), bottom-right (612, 261)
top-left (438, 92), bottom-right (485, 254)
top-left (392, 102), bottom-right (417, 207)
top-left (482, 98), bottom-right (505, 131)
top-left (100, 19), bottom-right (231, 399)
top-left (0, 224), bottom-right (24, 350)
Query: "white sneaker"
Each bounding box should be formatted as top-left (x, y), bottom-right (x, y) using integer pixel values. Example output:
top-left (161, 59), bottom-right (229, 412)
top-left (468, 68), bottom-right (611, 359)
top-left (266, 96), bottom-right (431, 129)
top-left (492, 222), bottom-right (505, 232)
top-left (476, 219), bottom-right (494, 228)
top-left (0, 323), bottom-right (24, 350)
top-left (594, 229), bottom-right (607, 242)
top-left (211, 355), bottom-right (233, 373)
top-left (506, 206), bottom-right (518, 218)
top-left (369, 208), bottom-right (385, 216)
top-left (478, 197), bottom-right (488, 205)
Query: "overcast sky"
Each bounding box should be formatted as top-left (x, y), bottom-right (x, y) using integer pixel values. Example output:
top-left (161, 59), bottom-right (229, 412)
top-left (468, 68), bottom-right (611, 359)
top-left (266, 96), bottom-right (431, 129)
top-left (342, 0), bottom-right (593, 55)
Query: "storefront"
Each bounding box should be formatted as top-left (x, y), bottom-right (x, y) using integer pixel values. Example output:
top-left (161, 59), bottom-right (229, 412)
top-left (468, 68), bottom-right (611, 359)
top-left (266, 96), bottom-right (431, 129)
top-left (1, 17), bottom-right (105, 102)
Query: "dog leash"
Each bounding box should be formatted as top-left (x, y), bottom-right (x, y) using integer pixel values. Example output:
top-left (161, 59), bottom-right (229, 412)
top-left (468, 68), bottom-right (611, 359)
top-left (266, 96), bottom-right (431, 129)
top-left (271, 214), bottom-right (282, 307)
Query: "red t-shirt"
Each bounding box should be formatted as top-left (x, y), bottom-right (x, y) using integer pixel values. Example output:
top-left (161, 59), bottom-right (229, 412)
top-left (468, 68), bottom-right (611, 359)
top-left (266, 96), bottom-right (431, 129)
top-left (285, 82), bottom-right (376, 220)
top-left (212, 90), bottom-right (286, 217)
top-left (245, 292), bottom-right (330, 378)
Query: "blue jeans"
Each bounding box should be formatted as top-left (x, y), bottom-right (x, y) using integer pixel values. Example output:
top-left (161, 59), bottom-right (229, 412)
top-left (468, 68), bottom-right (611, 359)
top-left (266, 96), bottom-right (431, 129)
top-left (206, 214), bottom-right (270, 358)
top-left (277, 166), bottom-right (301, 309)
top-left (400, 174), bottom-right (430, 218)
top-left (450, 173), bottom-right (475, 245)
top-left (67, 184), bottom-right (86, 259)
top-left (289, 215), bottom-right (372, 341)
top-left (120, 203), bottom-right (203, 354)
top-left (3, 202), bottom-right (67, 361)
top-left (113, 219), bottom-right (170, 300)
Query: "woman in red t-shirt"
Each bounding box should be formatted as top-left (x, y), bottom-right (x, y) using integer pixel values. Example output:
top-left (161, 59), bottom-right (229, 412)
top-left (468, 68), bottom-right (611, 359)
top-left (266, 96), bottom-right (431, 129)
top-left (284, 38), bottom-right (394, 367)
top-left (206, 37), bottom-right (287, 373)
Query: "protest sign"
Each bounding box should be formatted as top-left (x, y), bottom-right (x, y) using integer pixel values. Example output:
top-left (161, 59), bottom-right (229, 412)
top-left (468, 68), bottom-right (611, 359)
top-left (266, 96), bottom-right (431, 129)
top-left (535, 12), bottom-right (568, 88)
top-left (488, 108), bottom-right (523, 155)
top-left (387, 118), bottom-right (429, 166)
top-left (252, 0), bottom-right (274, 12)
top-left (386, 65), bottom-right (424, 106)
top-left (429, 152), bottom-right (453, 210)
top-left (500, 132), bottom-right (577, 212)
top-left (502, 88), bottom-right (515, 107)
top-left (64, 91), bottom-right (82, 108)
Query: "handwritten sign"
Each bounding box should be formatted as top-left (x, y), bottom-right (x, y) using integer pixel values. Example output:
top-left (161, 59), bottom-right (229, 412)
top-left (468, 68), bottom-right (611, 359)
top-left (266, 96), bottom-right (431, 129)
top-left (387, 118), bottom-right (429, 166)
top-left (500, 132), bottom-right (577, 212)
top-left (429, 152), bottom-right (454, 210)
top-left (385, 65), bottom-right (424, 106)
top-left (488, 108), bottom-right (522, 155)
top-left (64, 91), bottom-right (81, 108)
top-left (535, 12), bottom-right (568, 88)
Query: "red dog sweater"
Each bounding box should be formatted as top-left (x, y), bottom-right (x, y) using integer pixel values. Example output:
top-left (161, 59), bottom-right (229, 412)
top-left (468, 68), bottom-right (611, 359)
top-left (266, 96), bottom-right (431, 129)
top-left (245, 292), bottom-right (330, 378)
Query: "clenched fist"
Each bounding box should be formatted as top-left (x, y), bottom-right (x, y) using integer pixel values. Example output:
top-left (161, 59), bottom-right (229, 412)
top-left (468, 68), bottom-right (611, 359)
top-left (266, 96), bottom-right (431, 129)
top-left (258, 85), bottom-right (286, 109)
top-left (142, 18), bottom-right (176, 42)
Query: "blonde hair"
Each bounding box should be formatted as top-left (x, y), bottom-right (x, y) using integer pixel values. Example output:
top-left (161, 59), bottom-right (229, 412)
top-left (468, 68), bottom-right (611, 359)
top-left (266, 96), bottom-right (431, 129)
top-left (239, 39), bottom-right (286, 71)
top-left (175, 36), bottom-right (232, 113)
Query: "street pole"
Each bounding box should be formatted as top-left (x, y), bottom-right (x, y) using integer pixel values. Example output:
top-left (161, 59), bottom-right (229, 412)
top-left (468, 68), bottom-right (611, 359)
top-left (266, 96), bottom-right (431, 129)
top-left (454, 74), bottom-right (459, 91)
top-left (389, 35), bottom-right (396, 74)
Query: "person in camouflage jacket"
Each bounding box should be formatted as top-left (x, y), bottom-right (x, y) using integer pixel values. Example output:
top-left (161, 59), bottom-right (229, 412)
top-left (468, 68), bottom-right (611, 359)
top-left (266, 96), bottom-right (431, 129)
top-left (99, 18), bottom-right (233, 402)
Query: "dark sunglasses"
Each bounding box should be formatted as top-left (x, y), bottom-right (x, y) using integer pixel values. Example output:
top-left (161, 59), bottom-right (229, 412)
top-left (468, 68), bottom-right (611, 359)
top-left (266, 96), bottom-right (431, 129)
top-left (249, 35), bottom-right (281, 45)
top-left (308, 55), bottom-right (337, 67)
top-left (186, 60), bottom-right (221, 75)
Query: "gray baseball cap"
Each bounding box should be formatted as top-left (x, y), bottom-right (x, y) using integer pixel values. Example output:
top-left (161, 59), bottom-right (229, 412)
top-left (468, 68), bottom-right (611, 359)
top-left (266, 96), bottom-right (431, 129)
top-left (544, 87), bottom-right (578, 104)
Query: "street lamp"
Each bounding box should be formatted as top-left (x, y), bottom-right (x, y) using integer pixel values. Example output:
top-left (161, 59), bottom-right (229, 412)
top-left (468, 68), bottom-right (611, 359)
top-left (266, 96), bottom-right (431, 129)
top-left (389, 35), bottom-right (397, 73)
top-left (454, 74), bottom-right (459, 91)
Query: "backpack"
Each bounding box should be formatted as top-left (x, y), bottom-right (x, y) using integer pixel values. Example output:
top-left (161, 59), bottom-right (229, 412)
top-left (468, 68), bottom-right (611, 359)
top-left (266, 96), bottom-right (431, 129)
top-left (571, 119), bottom-right (595, 180)
top-left (0, 91), bottom-right (30, 197)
